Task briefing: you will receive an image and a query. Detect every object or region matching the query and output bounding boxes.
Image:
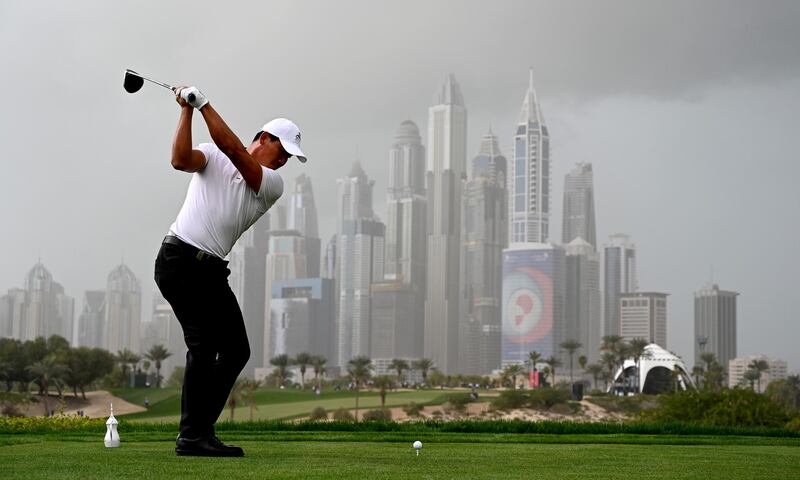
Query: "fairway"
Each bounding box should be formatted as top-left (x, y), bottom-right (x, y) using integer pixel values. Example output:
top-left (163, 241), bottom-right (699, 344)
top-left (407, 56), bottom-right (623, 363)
top-left (1, 438), bottom-right (798, 479)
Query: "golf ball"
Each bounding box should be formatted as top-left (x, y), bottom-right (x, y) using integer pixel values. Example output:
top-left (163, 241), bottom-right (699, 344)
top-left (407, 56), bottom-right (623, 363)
top-left (413, 441), bottom-right (422, 449)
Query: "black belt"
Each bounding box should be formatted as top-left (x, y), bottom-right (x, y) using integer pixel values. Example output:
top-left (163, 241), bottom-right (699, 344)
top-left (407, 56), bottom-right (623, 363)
top-left (162, 235), bottom-right (223, 263)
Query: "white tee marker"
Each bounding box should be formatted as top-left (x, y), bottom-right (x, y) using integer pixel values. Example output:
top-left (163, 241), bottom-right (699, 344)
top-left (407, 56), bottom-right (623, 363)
top-left (104, 403), bottom-right (120, 448)
top-left (413, 440), bottom-right (422, 456)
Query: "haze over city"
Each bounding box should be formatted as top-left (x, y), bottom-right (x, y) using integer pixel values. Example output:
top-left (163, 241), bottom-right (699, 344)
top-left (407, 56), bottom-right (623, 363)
top-left (1, 0), bottom-right (799, 370)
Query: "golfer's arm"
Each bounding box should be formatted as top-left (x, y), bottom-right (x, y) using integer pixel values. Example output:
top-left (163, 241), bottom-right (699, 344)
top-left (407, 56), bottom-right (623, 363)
top-left (200, 104), bottom-right (263, 192)
top-left (171, 107), bottom-right (206, 172)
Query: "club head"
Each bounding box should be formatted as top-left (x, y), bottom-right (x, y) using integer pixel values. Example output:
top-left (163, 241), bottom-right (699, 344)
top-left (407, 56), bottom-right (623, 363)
top-left (123, 69), bottom-right (144, 94)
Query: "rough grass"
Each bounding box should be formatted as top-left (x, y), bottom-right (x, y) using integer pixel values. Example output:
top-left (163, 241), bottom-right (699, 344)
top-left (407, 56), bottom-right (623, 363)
top-left (0, 439), bottom-right (798, 479)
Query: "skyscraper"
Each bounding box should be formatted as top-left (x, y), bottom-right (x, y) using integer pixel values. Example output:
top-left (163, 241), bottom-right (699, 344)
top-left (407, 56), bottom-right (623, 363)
top-left (227, 215), bottom-right (270, 378)
top-left (425, 74), bottom-right (467, 374)
top-left (385, 121), bottom-right (427, 288)
top-left (104, 264), bottom-right (141, 354)
top-left (510, 70), bottom-right (551, 244)
top-left (619, 292), bottom-right (668, 347)
top-left (604, 234), bottom-right (637, 337)
top-left (694, 284), bottom-right (738, 370)
top-left (20, 262), bottom-right (73, 342)
top-left (77, 290), bottom-right (105, 348)
top-left (262, 229), bottom-right (311, 366)
top-left (0, 288), bottom-right (26, 339)
top-left (565, 238), bottom-right (601, 362)
top-left (268, 278), bottom-right (335, 362)
top-left (287, 174), bottom-right (321, 277)
top-left (562, 163), bottom-right (597, 248)
top-left (336, 162), bottom-right (384, 366)
top-left (460, 129), bottom-right (507, 374)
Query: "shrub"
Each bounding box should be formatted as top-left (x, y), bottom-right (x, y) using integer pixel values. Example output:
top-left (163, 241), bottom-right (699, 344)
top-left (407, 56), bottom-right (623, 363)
top-left (490, 390), bottom-right (528, 410)
top-left (332, 408), bottom-right (354, 422)
top-left (308, 407), bottom-right (327, 421)
top-left (529, 388), bottom-right (570, 410)
top-left (786, 417), bottom-right (800, 431)
top-left (442, 394), bottom-right (471, 415)
top-left (1, 403), bottom-right (25, 417)
top-left (403, 402), bottom-right (424, 417)
top-left (640, 388), bottom-right (792, 428)
top-left (362, 409), bottom-right (392, 421)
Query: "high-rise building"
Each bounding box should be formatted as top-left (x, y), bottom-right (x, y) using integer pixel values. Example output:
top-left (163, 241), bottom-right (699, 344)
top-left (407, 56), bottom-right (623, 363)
top-left (425, 74), bottom-right (467, 374)
top-left (619, 292), bottom-right (668, 347)
top-left (510, 70), bottom-right (551, 244)
top-left (336, 162), bottom-right (384, 366)
top-left (728, 355), bottom-right (787, 392)
top-left (562, 163), bottom-right (597, 248)
top-left (268, 278), bottom-right (335, 362)
top-left (565, 238), bottom-right (601, 362)
top-left (0, 289), bottom-right (26, 338)
top-left (228, 215), bottom-right (270, 378)
top-left (460, 129), bottom-right (507, 374)
top-left (262, 230), bottom-right (311, 366)
top-left (370, 281), bottom-right (424, 360)
top-left (501, 244), bottom-right (566, 367)
top-left (53, 282), bottom-right (75, 344)
top-left (385, 121), bottom-right (427, 288)
top-left (22, 262), bottom-right (56, 341)
top-left (603, 234), bottom-right (637, 337)
top-left (77, 290), bottom-right (105, 348)
top-left (287, 174), bottom-right (321, 277)
top-left (694, 284), bottom-right (738, 370)
top-left (104, 264), bottom-right (141, 354)
top-left (323, 234), bottom-right (337, 280)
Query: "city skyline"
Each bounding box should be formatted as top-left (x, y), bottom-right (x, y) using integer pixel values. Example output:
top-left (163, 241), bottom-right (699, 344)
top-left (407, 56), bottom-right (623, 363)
top-left (2, 1), bottom-right (799, 371)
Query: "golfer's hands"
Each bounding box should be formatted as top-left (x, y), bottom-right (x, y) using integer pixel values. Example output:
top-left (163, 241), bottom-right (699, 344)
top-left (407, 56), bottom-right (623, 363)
top-left (174, 86), bottom-right (209, 110)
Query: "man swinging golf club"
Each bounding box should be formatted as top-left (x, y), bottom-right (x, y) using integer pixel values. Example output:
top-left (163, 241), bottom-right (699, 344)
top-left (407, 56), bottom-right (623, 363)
top-left (154, 85), bottom-right (306, 457)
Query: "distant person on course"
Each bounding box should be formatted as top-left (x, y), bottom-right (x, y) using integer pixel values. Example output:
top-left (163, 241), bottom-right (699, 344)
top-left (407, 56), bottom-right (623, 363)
top-left (154, 85), bottom-right (306, 457)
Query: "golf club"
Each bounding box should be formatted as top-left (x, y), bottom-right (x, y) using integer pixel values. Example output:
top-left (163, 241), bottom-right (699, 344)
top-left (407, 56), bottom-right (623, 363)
top-left (123, 69), bottom-right (195, 102)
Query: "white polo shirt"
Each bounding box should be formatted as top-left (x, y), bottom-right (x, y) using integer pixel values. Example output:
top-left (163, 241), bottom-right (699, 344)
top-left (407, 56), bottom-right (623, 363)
top-left (168, 143), bottom-right (283, 259)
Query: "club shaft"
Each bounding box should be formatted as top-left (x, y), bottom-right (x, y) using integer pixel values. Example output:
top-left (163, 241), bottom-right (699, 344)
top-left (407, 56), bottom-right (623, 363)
top-left (140, 75), bottom-right (175, 92)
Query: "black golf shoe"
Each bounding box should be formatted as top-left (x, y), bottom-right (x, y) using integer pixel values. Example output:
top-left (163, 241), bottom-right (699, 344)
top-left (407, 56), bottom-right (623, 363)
top-left (175, 435), bottom-right (244, 457)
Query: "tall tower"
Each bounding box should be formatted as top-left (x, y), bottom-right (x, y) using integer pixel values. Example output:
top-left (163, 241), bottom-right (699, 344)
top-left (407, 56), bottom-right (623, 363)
top-left (460, 129), bottom-right (507, 374)
top-left (620, 292), bottom-right (668, 347)
top-left (603, 234), bottom-right (637, 337)
top-left (425, 74), bottom-right (467, 374)
top-left (385, 120), bottom-right (427, 287)
top-left (565, 238), bottom-right (601, 362)
top-left (510, 69), bottom-right (551, 244)
top-left (104, 264), bottom-right (141, 354)
top-left (694, 284), bottom-right (738, 371)
top-left (336, 162), bottom-right (384, 366)
top-left (287, 174), bottom-right (321, 277)
top-left (77, 290), bottom-right (105, 348)
top-left (562, 163), bottom-right (597, 248)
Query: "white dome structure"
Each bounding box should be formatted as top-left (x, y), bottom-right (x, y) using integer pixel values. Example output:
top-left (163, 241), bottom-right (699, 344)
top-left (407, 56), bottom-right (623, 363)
top-left (609, 343), bottom-right (696, 394)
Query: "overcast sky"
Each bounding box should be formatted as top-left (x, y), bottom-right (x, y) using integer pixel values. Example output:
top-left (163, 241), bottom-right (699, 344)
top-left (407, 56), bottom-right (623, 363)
top-left (2, 0), bottom-right (799, 370)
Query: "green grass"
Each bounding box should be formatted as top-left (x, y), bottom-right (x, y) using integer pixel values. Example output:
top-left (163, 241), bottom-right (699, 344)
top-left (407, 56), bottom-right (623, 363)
top-left (117, 388), bottom-right (463, 422)
top-left (1, 438), bottom-right (798, 479)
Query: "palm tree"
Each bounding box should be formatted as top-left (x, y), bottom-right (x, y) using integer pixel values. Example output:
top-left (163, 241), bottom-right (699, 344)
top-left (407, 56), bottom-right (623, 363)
top-left (691, 365), bottom-right (704, 387)
top-left (26, 355), bottom-right (66, 416)
top-left (615, 341), bottom-right (632, 394)
top-left (311, 356), bottom-right (327, 390)
top-left (347, 356), bottom-right (372, 421)
top-left (627, 338), bottom-right (650, 394)
top-left (527, 351), bottom-right (542, 387)
top-left (743, 369), bottom-right (760, 391)
top-left (600, 352), bottom-right (617, 391)
top-left (389, 358), bottom-right (409, 389)
top-left (601, 335), bottom-right (623, 355)
top-left (226, 378), bottom-right (247, 421)
top-left (372, 375), bottom-right (394, 409)
top-left (700, 352), bottom-right (717, 371)
top-left (294, 352), bottom-right (313, 389)
top-left (115, 349), bottom-right (140, 386)
top-left (559, 339), bottom-right (582, 384)
top-left (585, 363), bottom-right (604, 391)
top-left (502, 364), bottom-right (524, 389)
top-left (144, 344), bottom-right (172, 388)
top-left (269, 354), bottom-right (293, 388)
top-left (748, 359), bottom-right (770, 393)
top-left (412, 358), bottom-right (434, 386)
top-left (544, 356), bottom-right (563, 387)
top-left (578, 355), bottom-right (588, 371)
top-left (241, 378), bottom-right (261, 420)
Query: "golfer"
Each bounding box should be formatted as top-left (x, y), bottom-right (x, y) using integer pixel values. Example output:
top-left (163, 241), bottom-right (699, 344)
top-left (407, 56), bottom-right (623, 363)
top-left (154, 85), bottom-right (306, 457)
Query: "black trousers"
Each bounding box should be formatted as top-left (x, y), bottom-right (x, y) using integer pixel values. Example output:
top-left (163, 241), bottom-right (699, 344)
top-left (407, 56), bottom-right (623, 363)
top-left (154, 240), bottom-right (250, 439)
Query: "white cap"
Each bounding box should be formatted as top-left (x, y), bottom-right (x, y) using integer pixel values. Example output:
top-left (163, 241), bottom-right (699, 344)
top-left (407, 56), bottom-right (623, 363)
top-left (262, 118), bottom-right (307, 163)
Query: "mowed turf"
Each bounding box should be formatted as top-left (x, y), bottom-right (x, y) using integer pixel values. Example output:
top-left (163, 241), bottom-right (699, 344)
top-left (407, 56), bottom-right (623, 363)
top-left (116, 388), bottom-right (469, 422)
top-left (1, 437), bottom-right (798, 479)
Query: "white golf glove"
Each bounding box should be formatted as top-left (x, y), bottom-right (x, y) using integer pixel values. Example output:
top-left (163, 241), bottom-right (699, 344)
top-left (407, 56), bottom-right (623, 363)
top-left (179, 86), bottom-right (209, 110)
